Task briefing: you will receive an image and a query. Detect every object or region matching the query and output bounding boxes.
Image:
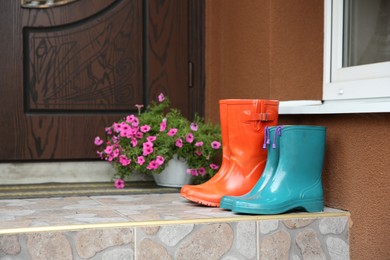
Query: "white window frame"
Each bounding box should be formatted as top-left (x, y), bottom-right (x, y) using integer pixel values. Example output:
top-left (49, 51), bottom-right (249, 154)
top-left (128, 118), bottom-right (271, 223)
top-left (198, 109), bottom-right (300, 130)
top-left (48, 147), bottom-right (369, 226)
top-left (280, 0), bottom-right (390, 114)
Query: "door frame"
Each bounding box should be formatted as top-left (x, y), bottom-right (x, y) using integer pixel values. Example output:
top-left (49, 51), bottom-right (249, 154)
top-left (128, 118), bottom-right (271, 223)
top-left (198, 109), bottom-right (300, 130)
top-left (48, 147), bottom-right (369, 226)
top-left (188, 0), bottom-right (205, 118)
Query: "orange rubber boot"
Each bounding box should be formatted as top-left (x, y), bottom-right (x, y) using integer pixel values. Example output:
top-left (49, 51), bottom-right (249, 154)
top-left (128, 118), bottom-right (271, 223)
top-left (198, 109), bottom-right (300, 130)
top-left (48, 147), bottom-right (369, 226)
top-left (180, 99), bottom-right (279, 206)
top-left (181, 101), bottom-right (231, 198)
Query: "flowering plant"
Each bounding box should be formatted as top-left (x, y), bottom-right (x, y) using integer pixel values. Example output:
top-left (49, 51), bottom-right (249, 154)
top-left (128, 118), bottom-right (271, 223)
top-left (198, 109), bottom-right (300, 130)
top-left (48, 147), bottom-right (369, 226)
top-left (95, 93), bottom-right (222, 187)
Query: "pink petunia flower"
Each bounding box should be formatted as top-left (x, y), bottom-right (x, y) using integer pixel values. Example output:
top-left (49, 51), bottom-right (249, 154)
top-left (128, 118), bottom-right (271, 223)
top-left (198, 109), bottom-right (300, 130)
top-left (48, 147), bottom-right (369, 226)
top-left (175, 138), bottom-right (183, 148)
top-left (132, 118), bottom-right (139, 127)
top-left (137, 156), bottom-right (145, 165)
top-left (195, 150), bottom-right (202, 156)
top-left (126, 115), bottom-right (136, 123)
top-left (195, 141), bottom-right (203, 147)
top-left (160, 118), bottom-right (167, 131)
top-left (140, 125), bottom-right (151, 133)
top-left (124, 130), bottom-right (133, 138)
top-left (187, 169), bottom-right (198, 176)
top-left (135, 132), bottom-right (143, 139)
top-left (143, 141), bottom-right (153, 149)
top-left (105, 127), bottom-right (113, 135)
top-left (120, 122), bottom-right (130, 131)
top-left (112, 148), bottom-right (120, 158)
top-left (113, 123), bottom-right (121, 132)
top-left (131, 127), bottom-right (139, 135)
top-left (158, 93), bottom-right (165, 102)
top-left (147, 136), bottom-right (157, 142)
top-left (147, 160), bottom-right (159, 170)
top-left (120, 129), bottom-right (129, 137)
top-left (104, 145), bottom-right (114, 155)
top-left (156, 155), bottom-right (165, 165)
top-left (114, 179), bottom-right (125, 189)
top-left (210, 163), bottom-right (219, 170)
top-left (198, 167), bottom-right (206, 175)
top-left (143, 147), bottom-right (154, 156)
top-left (186, 133), bottom-right (194, 143)
top-left (190, 122), bottom-right (198, 131)
top-left (119, 155), bottom-right (131, 166)
top-left (94, 136), bottom-right (103, 146)
top-left (131, 138), bottom-right (138, 147)
top-left (97, 151), bottom-right (103, 159)
top-left (168, 128), bottom-right (178, 137)
top-left (211, 141), bottom-right (221, 149)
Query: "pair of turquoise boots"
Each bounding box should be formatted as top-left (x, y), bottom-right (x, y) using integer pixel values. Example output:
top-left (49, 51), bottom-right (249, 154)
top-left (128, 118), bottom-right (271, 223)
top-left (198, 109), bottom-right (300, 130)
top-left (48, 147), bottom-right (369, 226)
top-left (220, 125), bottom-right (326, 214)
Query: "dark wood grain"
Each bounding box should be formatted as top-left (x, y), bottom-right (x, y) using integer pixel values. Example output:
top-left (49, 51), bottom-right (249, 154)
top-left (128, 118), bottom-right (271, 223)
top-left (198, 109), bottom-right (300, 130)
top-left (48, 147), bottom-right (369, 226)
top-left (25, 0), bottom-right (142, 111)
top-left (147, 0), bottom-right (189, 117)
top-left (22, 1), bottom-right (118, 27)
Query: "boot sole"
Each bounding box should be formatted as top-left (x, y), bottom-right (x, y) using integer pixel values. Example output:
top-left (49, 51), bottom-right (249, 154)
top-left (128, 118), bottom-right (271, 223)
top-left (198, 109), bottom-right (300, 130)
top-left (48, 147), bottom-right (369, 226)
top-left (233, 198), bottom-right (324, 215)
top-left (180, 192), bottom-right (220, 207)
top-left (219, 200), bottom-right (233, 210)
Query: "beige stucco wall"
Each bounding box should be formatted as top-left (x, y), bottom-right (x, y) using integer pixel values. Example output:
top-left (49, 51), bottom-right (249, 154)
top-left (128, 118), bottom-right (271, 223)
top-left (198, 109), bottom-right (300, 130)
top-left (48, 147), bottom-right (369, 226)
top-left (205, 1), bottom-right (390, 259)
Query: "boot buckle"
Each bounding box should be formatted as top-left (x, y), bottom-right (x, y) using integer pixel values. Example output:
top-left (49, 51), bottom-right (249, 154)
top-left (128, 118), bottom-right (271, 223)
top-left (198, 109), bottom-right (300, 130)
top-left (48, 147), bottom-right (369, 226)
top-left (240, 112), bottom-right (274, 123)
top-left (259, 113), bottom-right (269, 121)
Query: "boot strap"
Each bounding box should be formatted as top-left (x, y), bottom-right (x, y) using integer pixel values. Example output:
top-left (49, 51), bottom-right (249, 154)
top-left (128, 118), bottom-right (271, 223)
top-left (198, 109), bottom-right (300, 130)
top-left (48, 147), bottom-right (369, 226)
top-left (240, 112), bottom-right (276, 123)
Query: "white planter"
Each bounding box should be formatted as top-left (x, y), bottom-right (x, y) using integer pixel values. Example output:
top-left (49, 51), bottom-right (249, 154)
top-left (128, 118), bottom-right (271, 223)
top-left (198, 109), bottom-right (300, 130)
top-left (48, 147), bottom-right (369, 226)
top-left (153, 155), bottom-right (192, 187)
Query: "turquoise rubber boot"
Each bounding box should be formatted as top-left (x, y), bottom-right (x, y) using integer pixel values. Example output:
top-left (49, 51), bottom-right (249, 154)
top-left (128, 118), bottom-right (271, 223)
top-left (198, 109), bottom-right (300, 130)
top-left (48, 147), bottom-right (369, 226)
top-left (219, 126), bottom-right (281, 210)
top-left (232, 125), bottom-right (326, 214)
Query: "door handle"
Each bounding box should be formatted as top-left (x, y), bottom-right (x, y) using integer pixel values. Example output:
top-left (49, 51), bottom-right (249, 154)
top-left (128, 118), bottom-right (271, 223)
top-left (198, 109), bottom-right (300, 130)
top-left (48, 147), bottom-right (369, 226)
top-left (21, 0), bottom-right (79, 9)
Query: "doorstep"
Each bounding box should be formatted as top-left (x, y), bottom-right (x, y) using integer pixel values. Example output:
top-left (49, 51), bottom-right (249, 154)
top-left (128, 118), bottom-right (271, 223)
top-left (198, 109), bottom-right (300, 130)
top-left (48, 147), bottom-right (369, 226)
top-left (0, 193), bottom-right (350, 259)
top-left (0, 162), bottom-right (152, 185)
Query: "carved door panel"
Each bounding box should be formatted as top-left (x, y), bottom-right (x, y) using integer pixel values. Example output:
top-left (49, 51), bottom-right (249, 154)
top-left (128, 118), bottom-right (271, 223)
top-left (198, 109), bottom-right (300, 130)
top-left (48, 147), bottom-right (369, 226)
top-left (0, 0), bottom-right (204, 161)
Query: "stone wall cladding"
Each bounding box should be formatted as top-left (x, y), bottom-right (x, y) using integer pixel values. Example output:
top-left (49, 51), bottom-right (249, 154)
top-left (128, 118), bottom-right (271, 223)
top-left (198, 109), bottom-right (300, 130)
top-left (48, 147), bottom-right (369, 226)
top-left (258, 217), bottom-right (350, 260)
top-left (134, 216), bottom-right (349, 260)
top-left (136, 222), bottom-right (246, 260)
top-left (0, 217), bottom-right (349, 259)
top-left (0, 228), bottom-right (135, 260)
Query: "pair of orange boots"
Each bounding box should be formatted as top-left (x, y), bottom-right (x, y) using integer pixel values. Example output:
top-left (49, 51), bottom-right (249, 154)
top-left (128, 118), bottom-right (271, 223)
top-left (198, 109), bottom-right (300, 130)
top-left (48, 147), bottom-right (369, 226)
top-left (180, 99), bottom-right (279, 207)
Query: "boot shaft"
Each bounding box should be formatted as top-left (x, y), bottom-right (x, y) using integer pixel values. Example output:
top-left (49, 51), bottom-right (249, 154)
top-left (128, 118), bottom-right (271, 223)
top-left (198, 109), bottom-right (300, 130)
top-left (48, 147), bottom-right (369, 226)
top-left (219, 99), bottom-right (279, 159)
top-left (278, 125), bottom-right (326, 182)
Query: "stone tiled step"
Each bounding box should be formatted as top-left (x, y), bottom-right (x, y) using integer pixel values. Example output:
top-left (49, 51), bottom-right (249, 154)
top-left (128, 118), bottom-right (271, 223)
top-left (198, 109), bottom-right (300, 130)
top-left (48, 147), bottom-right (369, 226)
top-left (0, 193), bottom-right (350, 259)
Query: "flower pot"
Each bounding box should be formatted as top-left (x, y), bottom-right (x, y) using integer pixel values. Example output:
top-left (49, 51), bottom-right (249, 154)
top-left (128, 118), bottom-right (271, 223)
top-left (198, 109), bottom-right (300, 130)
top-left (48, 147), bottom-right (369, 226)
top-left (153, 155), bottom-right (192, 187)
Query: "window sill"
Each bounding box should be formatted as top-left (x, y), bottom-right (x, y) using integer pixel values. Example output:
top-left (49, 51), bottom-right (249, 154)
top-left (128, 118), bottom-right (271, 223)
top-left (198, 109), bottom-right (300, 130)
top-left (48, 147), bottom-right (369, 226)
top-left (279, 98), bottom-right (390, 115)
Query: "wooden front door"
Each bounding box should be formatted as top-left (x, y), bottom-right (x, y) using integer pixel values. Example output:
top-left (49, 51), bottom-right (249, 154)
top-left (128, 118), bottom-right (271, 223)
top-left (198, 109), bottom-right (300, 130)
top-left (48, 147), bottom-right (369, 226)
top-left (0, 0), bottom-right (204, 161)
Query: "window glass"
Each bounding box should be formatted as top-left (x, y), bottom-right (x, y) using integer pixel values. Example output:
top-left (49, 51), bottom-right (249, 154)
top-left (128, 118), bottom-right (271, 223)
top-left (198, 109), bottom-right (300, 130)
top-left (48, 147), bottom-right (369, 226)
top-left (343, 0), bottom-right (390, 67)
